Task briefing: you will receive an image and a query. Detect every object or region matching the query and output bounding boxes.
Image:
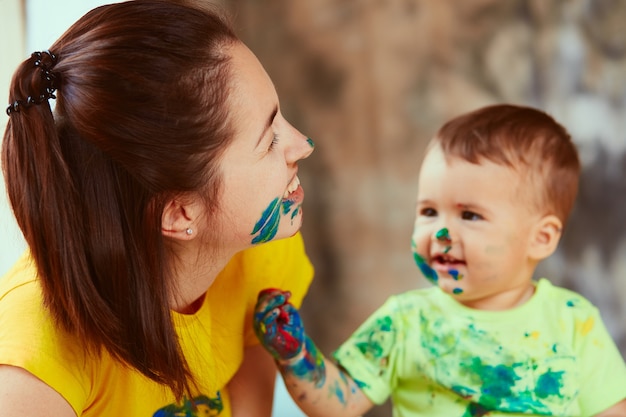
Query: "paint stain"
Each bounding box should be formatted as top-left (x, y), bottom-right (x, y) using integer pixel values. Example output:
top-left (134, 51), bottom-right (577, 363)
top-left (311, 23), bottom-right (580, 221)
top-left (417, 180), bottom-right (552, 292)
top-left (449, 269), bottom-right (463, 280)
top-left (453, 288), bottom-right (463, 294)
top-left (251, 197), bottom-right (281, 244)
top-left (251, 196), bottom-right (302, 243)
top-left (535, 370), bottom-right (564, 398)
top-left (281, 336), bottom-right (326, 388)
top-left (413, 251), bottom-right (438, 284)
top-left (524, 331), bottom-right (540, 339)
top-left (329, 380), bottom-right (346, 405)
top-left (436, 227), bottom-right (452, 244)
top-left (307, 137), bottom-right (315, 148)
top-left (290, 205), bottom-right (300, 220)
top-left (417, 308), bottom-right (575, 416)
top-left (576, 317), bottom-right (594, 336)
top-left (282, 199), bottom-right (295, 215)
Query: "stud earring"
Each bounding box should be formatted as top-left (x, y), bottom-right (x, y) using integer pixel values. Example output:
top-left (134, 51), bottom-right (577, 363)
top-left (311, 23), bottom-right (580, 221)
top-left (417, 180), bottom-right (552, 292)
top-left (186, 228), bottom-right (193, 235)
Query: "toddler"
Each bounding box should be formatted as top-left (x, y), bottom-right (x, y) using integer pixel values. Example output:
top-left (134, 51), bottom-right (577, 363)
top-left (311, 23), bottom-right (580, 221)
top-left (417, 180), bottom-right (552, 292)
top-left (254, 104), bottom-right (626, 417)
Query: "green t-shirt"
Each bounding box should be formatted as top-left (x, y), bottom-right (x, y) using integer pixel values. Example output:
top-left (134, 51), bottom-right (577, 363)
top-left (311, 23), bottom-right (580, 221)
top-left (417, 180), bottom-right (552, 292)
top-left (333, 279), bottom-right (626, 417)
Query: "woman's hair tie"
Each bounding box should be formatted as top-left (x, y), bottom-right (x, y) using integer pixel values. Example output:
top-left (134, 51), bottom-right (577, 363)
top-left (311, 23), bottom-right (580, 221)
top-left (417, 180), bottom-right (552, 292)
top-left (6, 50), bottom-right (59, 116)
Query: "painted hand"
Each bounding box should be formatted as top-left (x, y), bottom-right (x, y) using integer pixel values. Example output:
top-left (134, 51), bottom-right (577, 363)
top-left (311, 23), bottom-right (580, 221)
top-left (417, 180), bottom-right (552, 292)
top-left (254, 288), bottom-right (305, 361)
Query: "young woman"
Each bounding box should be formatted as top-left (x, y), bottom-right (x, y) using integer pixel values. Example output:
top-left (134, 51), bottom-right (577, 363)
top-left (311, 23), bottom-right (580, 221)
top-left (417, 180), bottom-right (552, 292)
top-left (0, 1), bottom-right (315, 415)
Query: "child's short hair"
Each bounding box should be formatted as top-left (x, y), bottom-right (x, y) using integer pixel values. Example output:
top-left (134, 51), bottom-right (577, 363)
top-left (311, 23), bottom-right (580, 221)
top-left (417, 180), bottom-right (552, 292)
top-left (433, 104), bottom-right (581, 224)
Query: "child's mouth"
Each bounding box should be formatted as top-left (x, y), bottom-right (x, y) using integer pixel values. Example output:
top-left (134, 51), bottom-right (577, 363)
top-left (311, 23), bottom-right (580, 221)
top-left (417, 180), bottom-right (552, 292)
top-left (432, 254), bottom-right (465, 270)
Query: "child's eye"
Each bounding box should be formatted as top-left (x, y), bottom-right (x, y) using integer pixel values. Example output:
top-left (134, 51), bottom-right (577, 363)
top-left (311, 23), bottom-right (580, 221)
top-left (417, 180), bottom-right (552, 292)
top-left (420, 208), bottom-right (437, 217)
top-left (268, 134), bottom-right (279, 151)
top-left (461, 210), bottom-right (483, 221)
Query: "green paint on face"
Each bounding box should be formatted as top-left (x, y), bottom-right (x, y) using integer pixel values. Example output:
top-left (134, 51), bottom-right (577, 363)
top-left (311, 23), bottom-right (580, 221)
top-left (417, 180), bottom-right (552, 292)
top-left (290, 205), bottom-right (300, 220)
top-left (282, 199), bottom-right (295, 215)
top-left (306, 137), bottom-right (315, 148)
top-left (436, 227), bottom-right (452, 243)
top-left (453, 288), bottom-right (463, 294)
top-left (251, 197), bottom-right (281, 244)
top-left (412, 246), bottom-right (438, 285)
top-left (449, 269), bottom-right (462, 280)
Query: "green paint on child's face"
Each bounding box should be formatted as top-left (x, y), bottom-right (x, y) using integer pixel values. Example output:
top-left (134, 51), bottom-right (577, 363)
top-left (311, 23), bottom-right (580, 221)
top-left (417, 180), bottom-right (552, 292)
top-left (306, 137), bottom-right (315, 148)
top-left (412, 247), bottom-right (439, 285)
top-left (436, 227), bottom-right (452, 244)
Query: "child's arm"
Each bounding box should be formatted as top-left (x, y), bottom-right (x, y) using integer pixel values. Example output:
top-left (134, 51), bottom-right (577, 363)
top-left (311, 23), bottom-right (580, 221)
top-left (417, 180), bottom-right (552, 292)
top-left (593, 398), bottom-right (626, 416)
top-left (253, 289), bottom-right (374, 417)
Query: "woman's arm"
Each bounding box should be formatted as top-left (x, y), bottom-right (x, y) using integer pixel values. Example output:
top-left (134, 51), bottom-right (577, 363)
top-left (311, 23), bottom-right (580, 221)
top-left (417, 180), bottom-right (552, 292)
top-left (0, 365), bottom-right (76, 416)
top-left (253, 289), bottom-right (374, 417)
top-left (228, 344), bottom-right (277, 417)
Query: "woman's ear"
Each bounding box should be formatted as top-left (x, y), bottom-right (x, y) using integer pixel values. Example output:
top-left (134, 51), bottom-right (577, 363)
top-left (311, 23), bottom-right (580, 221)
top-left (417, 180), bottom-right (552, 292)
top-left (528, 214), bottom-right (563, 261)
top-left (161, 196), bottom-right (202, 240)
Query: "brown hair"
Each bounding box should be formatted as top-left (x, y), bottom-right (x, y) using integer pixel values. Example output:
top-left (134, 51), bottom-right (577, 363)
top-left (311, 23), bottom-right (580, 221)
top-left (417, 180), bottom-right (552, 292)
top-left (2, 0), bottom-right (238, 398)
top-left (434, 104), bottom-right (581, 224)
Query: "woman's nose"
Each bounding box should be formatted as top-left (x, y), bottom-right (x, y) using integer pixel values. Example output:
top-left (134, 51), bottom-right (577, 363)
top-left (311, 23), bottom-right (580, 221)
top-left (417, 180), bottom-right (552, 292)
top-left (285, 125), bottom-right (314, 163)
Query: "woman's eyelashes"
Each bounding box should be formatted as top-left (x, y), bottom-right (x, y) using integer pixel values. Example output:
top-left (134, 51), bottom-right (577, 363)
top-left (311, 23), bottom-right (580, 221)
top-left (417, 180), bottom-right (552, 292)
top-left (268, 133), bottom-right (279, 152)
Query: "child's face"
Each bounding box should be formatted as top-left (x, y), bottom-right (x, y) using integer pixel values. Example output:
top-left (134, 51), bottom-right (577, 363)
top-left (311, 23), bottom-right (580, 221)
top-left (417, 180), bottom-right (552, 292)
top-left (411, 143), bottom-right (541, 310)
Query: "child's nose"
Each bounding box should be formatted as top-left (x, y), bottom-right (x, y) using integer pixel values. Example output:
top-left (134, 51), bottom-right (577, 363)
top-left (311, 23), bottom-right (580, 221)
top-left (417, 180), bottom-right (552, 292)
top-left (435, 227), bottom-right (452, 244)
top-left (432, 227), bottom-right (455, 251)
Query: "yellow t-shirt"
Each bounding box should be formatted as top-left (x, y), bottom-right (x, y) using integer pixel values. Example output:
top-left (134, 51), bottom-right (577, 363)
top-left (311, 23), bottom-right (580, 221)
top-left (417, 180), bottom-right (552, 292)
top-left (0, 233), bottom-right (313, 416)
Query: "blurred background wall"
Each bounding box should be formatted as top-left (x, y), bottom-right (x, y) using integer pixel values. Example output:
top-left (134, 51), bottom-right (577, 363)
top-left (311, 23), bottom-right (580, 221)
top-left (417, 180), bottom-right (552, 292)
top-left (1, 1), bottom-right (625, 416)
top-left (224, 1), bottom-right (626, 415)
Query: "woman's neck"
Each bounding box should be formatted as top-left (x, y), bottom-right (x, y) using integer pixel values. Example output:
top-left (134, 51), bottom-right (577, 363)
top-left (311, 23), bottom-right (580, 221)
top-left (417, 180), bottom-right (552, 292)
top-left (168, 244), bottom-right (237, 314)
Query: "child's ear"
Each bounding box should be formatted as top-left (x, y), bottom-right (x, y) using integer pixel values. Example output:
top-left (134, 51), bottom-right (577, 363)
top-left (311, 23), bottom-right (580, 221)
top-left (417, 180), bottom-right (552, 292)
top-left (161, 196), bottom-right (202, 240)
top-left (528, 214), bottom-right (562, 260)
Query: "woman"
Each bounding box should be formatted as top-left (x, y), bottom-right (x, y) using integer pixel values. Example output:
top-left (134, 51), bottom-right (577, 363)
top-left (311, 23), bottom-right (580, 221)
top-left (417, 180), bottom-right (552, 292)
top-left (0, 1), bottom-right (314, 416)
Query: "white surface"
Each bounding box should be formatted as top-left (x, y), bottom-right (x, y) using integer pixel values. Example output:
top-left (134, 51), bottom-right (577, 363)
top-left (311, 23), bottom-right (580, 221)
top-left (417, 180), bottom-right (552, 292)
top-left (273, 375), bottom-right (306, 417)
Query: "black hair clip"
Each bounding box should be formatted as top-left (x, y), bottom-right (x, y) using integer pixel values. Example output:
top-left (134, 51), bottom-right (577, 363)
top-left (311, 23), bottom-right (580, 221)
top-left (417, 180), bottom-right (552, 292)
top-left (6, 50), bottom-right (59, 116)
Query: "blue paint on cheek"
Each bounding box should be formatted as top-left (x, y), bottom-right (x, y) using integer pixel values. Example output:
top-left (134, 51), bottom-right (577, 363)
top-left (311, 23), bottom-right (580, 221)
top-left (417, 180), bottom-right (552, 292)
top-left (413, 251), bottom-right (438, 284)
top-left (449, 269), bottom-right (462, 280)
top-left (251, 197), bottom-right (281, 244)
top-left (282, 200), bottom-right (295, 215)
top-left (281, 199), bottom-right (301, 224)
top-left (453, 288), bottom-right (463, 294)
top-left (291, 205), bottom-right (300, 220)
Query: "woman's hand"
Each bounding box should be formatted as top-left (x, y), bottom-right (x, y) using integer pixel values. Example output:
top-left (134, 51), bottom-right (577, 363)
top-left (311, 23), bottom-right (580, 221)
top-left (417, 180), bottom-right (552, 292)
top-left (253, 288), bottom-right (306, 361)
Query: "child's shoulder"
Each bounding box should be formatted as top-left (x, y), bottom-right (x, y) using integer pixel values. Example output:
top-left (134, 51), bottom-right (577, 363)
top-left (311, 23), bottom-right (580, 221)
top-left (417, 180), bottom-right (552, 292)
top-left (536, 278), bottom-right (597, 312)
top-left (534, 279), bottom-right (603, 328)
